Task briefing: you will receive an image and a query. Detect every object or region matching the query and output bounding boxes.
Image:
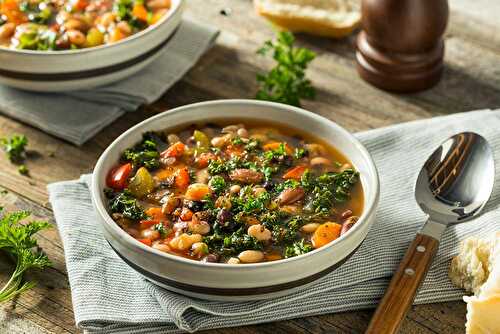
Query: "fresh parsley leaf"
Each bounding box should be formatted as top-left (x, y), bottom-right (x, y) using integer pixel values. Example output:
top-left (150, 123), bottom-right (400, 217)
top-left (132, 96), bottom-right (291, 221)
top-left (0, 208), bottom-right (51, 303)
top-left (256, 31), bottom-right (316, 107)
top-left (1, 134), bottom-right (28, 163)
top-left (208, 175), bottom-right (226, 195)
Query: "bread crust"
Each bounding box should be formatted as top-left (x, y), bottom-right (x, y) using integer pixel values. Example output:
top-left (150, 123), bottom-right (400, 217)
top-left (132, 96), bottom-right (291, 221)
top-left (254, 0), bottom-right (361, 38)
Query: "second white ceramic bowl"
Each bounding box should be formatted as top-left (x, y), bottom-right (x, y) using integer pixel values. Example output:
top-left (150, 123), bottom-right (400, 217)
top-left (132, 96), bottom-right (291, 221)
top-left (0, 0), bottom-right (184, 92)
top-left (91, 100), bottom-right (380, 301)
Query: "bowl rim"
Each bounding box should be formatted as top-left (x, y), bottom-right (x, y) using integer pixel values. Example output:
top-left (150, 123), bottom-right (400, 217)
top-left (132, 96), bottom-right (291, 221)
top-left (92, 99), bottom-right (380, 269)
top-left (0, 0), bottom-right (183, 56)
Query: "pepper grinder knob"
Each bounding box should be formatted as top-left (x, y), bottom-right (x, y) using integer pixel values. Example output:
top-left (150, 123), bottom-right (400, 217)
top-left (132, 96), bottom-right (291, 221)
top-left (356, 0), bottom-right (449, 92)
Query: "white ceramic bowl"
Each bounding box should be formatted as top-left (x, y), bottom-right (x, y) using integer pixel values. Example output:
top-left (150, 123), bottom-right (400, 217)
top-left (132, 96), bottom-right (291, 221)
top-left (92, 100), bottom-right (380, 301)
top-left (0, 0), bottom-right (184, 92)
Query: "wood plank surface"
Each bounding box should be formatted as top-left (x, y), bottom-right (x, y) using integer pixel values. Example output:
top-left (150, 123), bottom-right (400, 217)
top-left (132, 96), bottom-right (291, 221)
top-left (1, 0), bottom-right (499, 332)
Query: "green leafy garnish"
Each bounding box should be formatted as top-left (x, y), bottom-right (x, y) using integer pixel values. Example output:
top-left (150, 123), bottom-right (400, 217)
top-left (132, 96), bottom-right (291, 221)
top-left (0, 208), bottom-right (51, 303)
top-left (256, 31), bottom-right (316, 107)
top-left (122, 133), bottom-right (160, 170)
top-left (208, 175), bottom-right (226, 195)
top-left (107, 190), bottom-right (147, 221)
top-left (1, 134), bottom-right (28, 163)
top-left (284, 239), bottom-right (313, 258)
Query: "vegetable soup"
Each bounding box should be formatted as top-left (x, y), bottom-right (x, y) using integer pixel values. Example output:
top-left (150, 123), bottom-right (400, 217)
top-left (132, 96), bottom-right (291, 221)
top-left (0, 0), bottom-right (171, 50)
top-left (105, 122), bottom-right (364, 264)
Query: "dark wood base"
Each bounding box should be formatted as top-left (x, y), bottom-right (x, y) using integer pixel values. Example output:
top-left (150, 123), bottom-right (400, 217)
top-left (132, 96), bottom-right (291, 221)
top-left (356, 31), bottom-right (444, 93)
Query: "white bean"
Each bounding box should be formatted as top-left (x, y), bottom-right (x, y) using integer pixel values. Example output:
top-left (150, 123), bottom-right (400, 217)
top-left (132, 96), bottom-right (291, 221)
top-left (310, 157), bottom-right (332, 166)
top-left (237, 128), bottom-right (249, 138)
top-left (230, 184), bottom-right (241, 194)
top-left (211, 136), bottom-right (226, 147)
top-left (188, 221), bottom-right (210, 235)
top-left (169, 233), bottom-right (202, 251)
top-left (191, 242), bottom-right (209, 257)
top-left (301, 223), bottom-right (320, 233)
top-left (227, 257), bottom-right (240, 264)
top-left (238, 250), bottom-right (264, 263)
top-left (247, 224), bottom-right (271, 241)
top-left (140, 228), bottom-right (160, 241)
top-left (152, 241), bottom-right (171, 252)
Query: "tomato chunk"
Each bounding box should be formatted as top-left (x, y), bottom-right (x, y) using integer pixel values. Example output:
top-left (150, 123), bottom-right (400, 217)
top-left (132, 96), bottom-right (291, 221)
top-left (106, 163), bottom-right (132, 190)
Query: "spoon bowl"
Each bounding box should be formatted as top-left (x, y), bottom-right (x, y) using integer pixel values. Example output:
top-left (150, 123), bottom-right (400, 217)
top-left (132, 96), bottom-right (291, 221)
top-left (415, 132), bottom-right (495, 224)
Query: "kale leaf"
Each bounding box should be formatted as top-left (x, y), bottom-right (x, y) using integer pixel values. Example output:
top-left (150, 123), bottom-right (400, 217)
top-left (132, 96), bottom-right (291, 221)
top-left (107, 190), bottom-right (147, 221)
top-left (284, 239), bottom-right (313, 258)
top-left (122, 133), bottom-right (160, 170)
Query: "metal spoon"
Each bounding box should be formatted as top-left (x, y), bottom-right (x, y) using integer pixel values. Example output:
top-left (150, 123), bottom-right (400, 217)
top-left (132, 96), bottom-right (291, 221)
top-left (366, 132), bottom-right (495, 334)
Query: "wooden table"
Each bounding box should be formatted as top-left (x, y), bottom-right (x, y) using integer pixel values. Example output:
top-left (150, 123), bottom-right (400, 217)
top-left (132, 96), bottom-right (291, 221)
top-left (1, 0), bottom-right (499, 333)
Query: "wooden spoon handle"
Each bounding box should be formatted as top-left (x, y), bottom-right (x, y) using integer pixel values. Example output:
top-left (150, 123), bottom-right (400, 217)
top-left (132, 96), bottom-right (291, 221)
top-left (365, 233), bottom-right (440, 334)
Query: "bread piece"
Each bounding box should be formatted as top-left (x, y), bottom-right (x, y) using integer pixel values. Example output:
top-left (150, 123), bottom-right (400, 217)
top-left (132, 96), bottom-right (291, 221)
top-left (254, 0), bottom-right (361, 38)
top-left (450, 232), bottom-right (500, 334)
top-left (449, 237), bottom-right (493, 294)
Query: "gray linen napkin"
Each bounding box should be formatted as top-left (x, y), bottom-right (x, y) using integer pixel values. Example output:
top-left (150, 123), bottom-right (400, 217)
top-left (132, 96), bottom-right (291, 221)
top-left (0, 19), bottom-right (218, 146)
top-left (48, 109), bottom-right (500, 333)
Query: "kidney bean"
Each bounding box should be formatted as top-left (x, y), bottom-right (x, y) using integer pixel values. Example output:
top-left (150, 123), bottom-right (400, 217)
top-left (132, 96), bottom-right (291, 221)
top-left (278, 187), bottom-right (305, 205)
top-left (341, 216), bottom-right (359, 235)
top-left (229, 169), bottom-right (263, 184)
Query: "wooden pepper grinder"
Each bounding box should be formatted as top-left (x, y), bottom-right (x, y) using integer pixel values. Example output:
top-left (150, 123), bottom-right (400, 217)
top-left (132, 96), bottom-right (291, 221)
top-left (356, 0), bottom-right (449, 92)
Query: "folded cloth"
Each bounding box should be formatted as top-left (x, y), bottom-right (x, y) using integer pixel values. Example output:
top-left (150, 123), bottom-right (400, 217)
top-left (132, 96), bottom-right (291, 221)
top-left (48, 109), bottom-right (500, 333)
top-left (0, 19), bottom-right (219, 146)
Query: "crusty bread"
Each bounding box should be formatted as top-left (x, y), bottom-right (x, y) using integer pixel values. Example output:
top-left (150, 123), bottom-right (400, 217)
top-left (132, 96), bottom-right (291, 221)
top-left (254, 0), bottom-right (361, 38)
top-left (449, 232), bottom-right (500, 334)
top-left (449, 236), bottom-right (493, 294)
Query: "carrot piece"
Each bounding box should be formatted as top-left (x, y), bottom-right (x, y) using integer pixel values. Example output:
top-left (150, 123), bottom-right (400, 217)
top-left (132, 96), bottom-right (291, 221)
top-left (161, 142), bottom-right (185, 158)
top-left (145, 207), bottom-right (165, 221)
top-left (73, 0), bottom-right (89, 11)
top-left (180, 208), bottom-right (193, 221)
top-left (109, 28), bottom-right (126, 43)
top-left (196, 152), bottom-right (215, 168)
top-left (282, 165), bottom-right (307, 180)
top-left (263, 142), bottom-right (293, 155)
top-left (138, 238), bottom-right (152, 246)
top-left (155, 167), bottom-right (175, 180)
top-left (132, 3), bottom-right (148, 21)
top-left (225, 145), bottom-right (244, 157)
top-left (311, 222), bottom-right (342, 249)
top-left (174, 167), bottom-right (190, 189)
top-left (185, 183), bottom-right (211, 201)
top-left (139, 220), bottom-right (160, 229)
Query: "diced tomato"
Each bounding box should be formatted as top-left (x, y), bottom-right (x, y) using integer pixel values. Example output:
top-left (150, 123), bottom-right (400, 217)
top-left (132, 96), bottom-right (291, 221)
top-left (283, 165), bottom-right (307, 180)
top-left (139, 220), bottom-right (160, 229)
top-left (180, 208), bottom-right (193, 221)
top-left (145, 207), bottom-right (165, 221)
top-left (138, 238), bottom-right (152, 246)
top-left (73, 0), bottom-right (89, 11)
top-left (132, 3), bottom-right (148, 21)
top-left (174, 167), bottom-right (190, 189)
top-left (106, 163), bottom-right (132, 190)
top-left (196, 152), bottom-right (215, 168)
top-left (263, 142), bottom-right (293, 155)
top-left (161, 142), bottom-right (185, 158)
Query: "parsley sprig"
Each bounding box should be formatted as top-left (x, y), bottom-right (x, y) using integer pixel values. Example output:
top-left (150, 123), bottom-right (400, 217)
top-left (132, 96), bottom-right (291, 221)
top-left (0, 208), bottom-right (51, 303)
top-left (256, 32), bottom-right (316, 107)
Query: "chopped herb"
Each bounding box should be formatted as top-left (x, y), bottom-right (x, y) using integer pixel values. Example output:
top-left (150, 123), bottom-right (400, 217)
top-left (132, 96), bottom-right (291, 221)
top-left (154, 223), bottom-right (170, 238)
top-left (244, 138), bottom-right (260, 152)
top-left (256, 31), bottom-right (316, 107)
top-left (294, 147), bottom-right (306, 159)
top-left (18, 165), bottom-right (29, 175)
top-left (122, 133), bottom-right (160, 170)
top-left (231, 136), bottom-right (244, 145)
top-left (1, 134), bottom-right (28, 163)
top-left (208, 175), bottom-right (226, 195)
top-left (0, 208), bottom-right (51, 303)
top-left (284, 239), bottom-right (313, 258)
top-left (107, 190), bottom-right (147, 221)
